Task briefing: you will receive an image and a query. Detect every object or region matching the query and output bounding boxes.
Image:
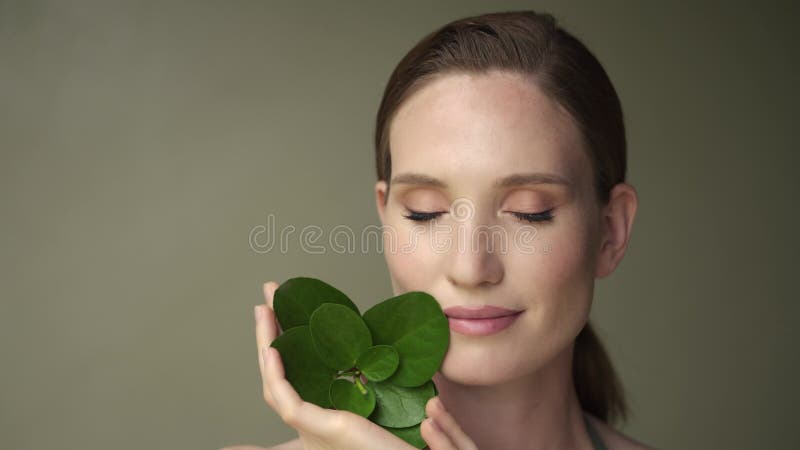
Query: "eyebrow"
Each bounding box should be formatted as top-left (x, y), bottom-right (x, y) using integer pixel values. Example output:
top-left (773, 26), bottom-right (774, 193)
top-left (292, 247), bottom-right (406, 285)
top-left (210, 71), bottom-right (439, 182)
top-left (390, 172), bottom-right (573, 189)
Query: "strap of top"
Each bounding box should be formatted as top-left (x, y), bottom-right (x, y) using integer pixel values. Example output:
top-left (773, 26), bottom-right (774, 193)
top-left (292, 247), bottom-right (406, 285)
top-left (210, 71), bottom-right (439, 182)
top-left (583, 412), bottom-right (608, 450)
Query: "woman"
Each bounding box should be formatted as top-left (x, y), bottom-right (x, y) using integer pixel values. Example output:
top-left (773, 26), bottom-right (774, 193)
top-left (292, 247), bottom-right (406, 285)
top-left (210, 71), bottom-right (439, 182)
top-left (229, 10), bottom-right (651, 450)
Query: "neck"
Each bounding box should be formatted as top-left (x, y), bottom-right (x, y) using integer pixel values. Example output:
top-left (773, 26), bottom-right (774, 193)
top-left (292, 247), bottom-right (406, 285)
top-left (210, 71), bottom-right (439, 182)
top-left (432, 343), bottom-right (595, 450)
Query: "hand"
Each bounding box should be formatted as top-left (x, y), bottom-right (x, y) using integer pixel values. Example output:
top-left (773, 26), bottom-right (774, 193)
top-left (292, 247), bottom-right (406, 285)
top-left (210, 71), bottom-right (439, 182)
top-left (256, 281), bottom-right (479, 450)
top-left (421, 397), bottom-right (480, 450)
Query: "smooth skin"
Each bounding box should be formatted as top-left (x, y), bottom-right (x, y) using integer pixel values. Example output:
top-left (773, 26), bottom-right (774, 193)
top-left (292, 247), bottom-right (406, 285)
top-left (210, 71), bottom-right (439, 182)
top-left (224, 70), bottom-right (651, 450)
top-left (370, 71), bottom-right (649, 450)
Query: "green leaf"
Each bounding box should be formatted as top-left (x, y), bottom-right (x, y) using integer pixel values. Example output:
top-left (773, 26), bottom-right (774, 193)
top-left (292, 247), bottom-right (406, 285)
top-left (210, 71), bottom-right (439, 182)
top-left (368, 379), bottom-right (436, 428)
top-left (269, 326), bottom-right (337, 408)
top-left (362, 291), bottom-right (449, 387)
top-left (309, 303), bottom-right (372, 371)
top-left (273, 277), bottom-right (360, 331)
top-left (268, 277), bottom-right (449, 442)
top-left (329, 378), bottom-right (376, 418)
top-left (385, 423), bottom-right (426, 449)
top-left (357, 345), bottom-right (399, 382)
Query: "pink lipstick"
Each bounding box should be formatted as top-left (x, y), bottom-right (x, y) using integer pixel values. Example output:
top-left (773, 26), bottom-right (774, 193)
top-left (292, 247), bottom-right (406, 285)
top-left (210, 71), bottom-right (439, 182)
top-left (443, 305), bottom-right (523, 336)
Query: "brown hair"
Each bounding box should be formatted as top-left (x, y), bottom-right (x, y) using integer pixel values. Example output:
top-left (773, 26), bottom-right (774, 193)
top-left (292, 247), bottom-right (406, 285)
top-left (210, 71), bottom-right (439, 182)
top-left (373, 10), bottom-right (629, 425)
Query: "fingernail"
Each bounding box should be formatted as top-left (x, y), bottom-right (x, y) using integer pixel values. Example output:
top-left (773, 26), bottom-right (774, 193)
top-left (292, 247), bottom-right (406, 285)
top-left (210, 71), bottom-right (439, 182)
top-left (254, 305), bottom-right (261, 322)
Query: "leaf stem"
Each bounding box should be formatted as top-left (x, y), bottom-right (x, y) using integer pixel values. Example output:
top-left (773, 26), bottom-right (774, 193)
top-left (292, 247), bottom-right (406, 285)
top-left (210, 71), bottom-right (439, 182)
top-left (337, 368), bottom-right (360, 378)
top-left (353, 375), bottom-right (368, 395)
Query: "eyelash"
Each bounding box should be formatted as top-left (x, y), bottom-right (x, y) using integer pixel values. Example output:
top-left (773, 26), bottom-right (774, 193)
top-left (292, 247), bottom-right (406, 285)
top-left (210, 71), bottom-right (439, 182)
top-left (402, 209), bottom-right (555, 224)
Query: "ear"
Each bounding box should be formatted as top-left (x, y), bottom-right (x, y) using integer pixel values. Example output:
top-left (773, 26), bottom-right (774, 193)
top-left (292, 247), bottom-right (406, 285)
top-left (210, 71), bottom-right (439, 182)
top-left (375, 180), bottom-right (389, 225)
top-left (595, 182), bottom-right (638, 279)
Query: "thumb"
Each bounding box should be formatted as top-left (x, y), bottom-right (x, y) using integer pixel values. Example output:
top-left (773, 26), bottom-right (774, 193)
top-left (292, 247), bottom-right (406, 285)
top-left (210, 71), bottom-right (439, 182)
top-left (262, 281), bottom-right (281, 331)
top-left (262, 281), bottom-right (280, 309)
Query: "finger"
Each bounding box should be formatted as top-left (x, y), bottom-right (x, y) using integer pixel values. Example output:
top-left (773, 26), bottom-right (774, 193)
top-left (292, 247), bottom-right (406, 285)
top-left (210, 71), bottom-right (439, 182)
top-left (425, 397), bottom-right (478, 450)
top-left (255, 302), bottom-right (279, 347)
top-left (262, 281), bottom-right (279, 311)
top-left (255, 282), bottom-right (280, 372)
top-left (262, 281), bottom-right (282, 334)
top-left (255, 305), bottom-right (276, 407)
top-left (263, 346), bottom-right (299, 418)
top-left (421, 417), bottom-right (457, 450)
top-left (255, 304), bottom-right (279, 368)
top-left (263, 345), bottom-right (341, 433)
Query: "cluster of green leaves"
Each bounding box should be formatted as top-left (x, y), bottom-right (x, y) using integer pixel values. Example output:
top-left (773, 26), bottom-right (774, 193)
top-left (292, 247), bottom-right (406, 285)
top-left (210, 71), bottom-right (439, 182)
top-left (269, 277), bottom-right (450, 448)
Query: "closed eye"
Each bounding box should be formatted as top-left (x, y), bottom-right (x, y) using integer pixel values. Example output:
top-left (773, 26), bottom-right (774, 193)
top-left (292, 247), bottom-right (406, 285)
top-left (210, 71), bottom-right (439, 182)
top-left (509, 209), bottom-right (555, 223)
top-left (402, 210), bottom-right (444, 222)
top-left (402, 209), bottom-right (555, 224)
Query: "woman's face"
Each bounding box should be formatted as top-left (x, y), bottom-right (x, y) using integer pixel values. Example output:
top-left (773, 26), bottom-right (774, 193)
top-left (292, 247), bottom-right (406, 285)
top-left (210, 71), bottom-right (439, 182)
top-left (374, 70), bottom-right (603, 386)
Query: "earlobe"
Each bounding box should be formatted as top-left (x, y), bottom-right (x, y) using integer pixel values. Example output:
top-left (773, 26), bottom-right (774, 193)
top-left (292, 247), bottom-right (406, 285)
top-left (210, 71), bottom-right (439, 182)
top-left (594, 183), bottom-right (638, 279)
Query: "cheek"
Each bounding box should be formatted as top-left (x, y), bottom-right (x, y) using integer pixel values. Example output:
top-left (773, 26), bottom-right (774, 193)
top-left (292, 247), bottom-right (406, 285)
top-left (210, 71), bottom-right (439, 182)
top-left (514, 227), bottom-right (595, 333)
top-left (515, 218), bottom-right (596, 349)
top-left (382, 223), bottom-right (443, 293)
top-left (515, 201), bottom-right (598, 294)
top-left (526, 227), bottom-right (593, 296)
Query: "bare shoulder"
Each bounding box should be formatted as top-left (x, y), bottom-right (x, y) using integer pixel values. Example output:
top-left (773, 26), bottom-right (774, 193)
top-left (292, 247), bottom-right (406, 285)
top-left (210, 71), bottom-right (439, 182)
top-left (220, 437), bottom-right (303, 450)
top-left (584, 413), bottom-right (657, 450)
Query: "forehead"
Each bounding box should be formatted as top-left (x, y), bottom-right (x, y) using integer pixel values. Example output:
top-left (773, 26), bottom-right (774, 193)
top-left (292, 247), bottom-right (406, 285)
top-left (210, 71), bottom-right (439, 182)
top-left (388, 71), bottom-right (588, 188)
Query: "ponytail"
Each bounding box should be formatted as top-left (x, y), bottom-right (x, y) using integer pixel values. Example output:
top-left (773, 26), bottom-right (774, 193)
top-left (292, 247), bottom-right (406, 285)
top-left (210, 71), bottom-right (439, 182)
top-left (573, 320), bottom-right (629, 425)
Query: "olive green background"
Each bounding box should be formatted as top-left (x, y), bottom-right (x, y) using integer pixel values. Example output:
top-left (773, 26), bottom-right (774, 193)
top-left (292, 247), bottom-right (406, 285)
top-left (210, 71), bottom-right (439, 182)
top-left (1, 1), bottom-right (797, 449)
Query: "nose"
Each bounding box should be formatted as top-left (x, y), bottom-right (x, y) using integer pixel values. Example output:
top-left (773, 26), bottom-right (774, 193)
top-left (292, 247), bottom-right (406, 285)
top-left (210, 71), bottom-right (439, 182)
top-left (444, 212), bottom-right (505, 289)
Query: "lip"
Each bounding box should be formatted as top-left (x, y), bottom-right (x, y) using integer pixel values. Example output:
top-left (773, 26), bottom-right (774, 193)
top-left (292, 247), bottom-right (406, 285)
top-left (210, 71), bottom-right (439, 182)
top-left (443, 305), bottom-right (523, 319)
top-left (443, 306), bottom-right (524, 337)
